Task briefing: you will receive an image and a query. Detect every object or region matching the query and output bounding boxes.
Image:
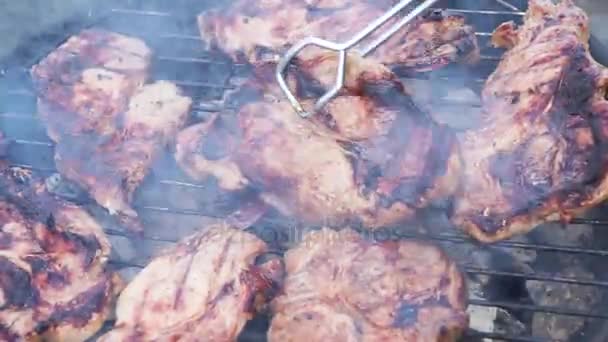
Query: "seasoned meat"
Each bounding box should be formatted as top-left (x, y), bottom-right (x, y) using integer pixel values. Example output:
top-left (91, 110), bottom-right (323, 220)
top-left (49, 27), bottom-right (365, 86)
top-left (31, 29), bottom-right (152, 140)
top-left (198, 0), bottom-right (479, 71)
top-left (0, 166), bottom-right (121, 341)
top-left (31, 30), bottom-right (192, 232)
top-left (268, 228), bottom-right (468, 341)
top-left (176, 52), bottom-right (460, 228)
top-left (52, 81), bottom-right (192, 232)
top-left (452, 0), bottom-right (608, 242)
top-left (98, 224), bottom-right (283, 341)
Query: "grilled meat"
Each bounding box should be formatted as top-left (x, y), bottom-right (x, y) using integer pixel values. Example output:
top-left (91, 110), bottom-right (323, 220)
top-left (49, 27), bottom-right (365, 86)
top-left (31, 30), bottom-right (192, 232)
top-left (268, 228), bottom-right (468, 341)
top-left (0, 166), bottom-right (121, 341)
top-left (198, 0), bottom-right (479, 71)
top-left (176, 52), bottom-right (460, 228)
top-left (98, 224), bottom-right (283, 341)
top-left (31, 29), bottom-right (152, 140)
top-left (452, 0), bottom-right (608, 242)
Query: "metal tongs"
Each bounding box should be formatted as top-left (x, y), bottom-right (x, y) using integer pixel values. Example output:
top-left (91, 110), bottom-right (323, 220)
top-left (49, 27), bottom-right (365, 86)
top-left (276, 0), bottom-right (439, 118)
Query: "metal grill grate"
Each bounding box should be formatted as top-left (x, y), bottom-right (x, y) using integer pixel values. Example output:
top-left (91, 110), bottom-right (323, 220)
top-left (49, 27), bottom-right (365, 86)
top-left (1, 0), bottom-right (608, 341)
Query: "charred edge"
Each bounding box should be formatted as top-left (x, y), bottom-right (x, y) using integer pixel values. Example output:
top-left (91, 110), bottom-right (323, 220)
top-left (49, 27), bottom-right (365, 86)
top-left (392, 295), bottom-right (452, 328)
top-left (0, 169), bottom-right (60, 223)
top-left (35, 280), bottom-right (110, 333)
top-left (556, 45), bottom-right (605, 197)
top-left (0, 256), bottom-right (38, 310)
top-left (291, 65), bottom-right (328, 101)
top-left (422, 9), bottom-right (446, 22)
top-left (363, 79), bottom-right (448, 207)
top-left (484, 127), bottom-right (599, 234)
top-left (467, 212), bottom-right (515, 236)
top-left (555, 45), bottom-right (595, 115)
top-left (335, 140), bottom-right (374, 192)
top-left (27, 252), bottom-right (70, 289)
top-left (483, 148), bottom-right (550, 234)
top-left (42, 213), bottom-right (103, 268)
top-left (361, 79), bottom-right (429, 122)
top-left (409, 124), bottom-right (455, 206)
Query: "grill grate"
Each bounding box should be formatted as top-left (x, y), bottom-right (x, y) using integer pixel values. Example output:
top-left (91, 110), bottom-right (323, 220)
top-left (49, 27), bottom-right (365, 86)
top-left (1, 0), bottom-right (608, 341)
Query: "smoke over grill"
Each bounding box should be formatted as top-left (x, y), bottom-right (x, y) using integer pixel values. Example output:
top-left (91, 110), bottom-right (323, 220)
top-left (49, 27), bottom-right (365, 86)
top-left (1, 0), bottom-right (608, 341)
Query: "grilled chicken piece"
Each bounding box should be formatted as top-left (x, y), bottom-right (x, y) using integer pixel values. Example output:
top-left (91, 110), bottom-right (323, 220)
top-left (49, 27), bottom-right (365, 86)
top-left (452, 0), bottom-right (608, 243)
top-left (0, 166), bottom-right (121, 341)
top-left (198, 0), bottom-right (479, 71)
top-left (268, 228), bottom-right (468, 341)
top-left (98, 224), bottom-right (283, 341)
top-left (31, 29), bottom-right (152, 140)
top-left (31, 30), bottom-right (192, 232)
top-left (176, 52), bottom-right (460, 228)
top-left (52, 82), bottom-right (192, 231)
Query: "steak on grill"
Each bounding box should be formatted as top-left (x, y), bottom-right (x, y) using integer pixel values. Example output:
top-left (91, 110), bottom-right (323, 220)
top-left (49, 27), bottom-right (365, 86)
top-left (98, 224), bottom-right (283, 341)
top-left (0, 166), bottom-right (121, 341)
top-left (451, 0), bottom-right (608, 242)
top-left (198, 0), bottom-right (479, 71)
top-left (175, 52), bottom-right (460, 228)
top-left (268, 228), bottom-right (468, 341)
top-left (31, 30), bottom-right (192, 232)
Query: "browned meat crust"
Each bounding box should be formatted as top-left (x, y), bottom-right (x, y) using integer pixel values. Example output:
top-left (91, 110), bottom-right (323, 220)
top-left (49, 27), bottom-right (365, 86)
top-left (268, 228), bottom-right (468, 341)
top-left (31, 30), bottom-right (192, 232)
top-left (31, 29), bottom-right (152, 140)
top-left (98, 224), bottom-right (283, 341)
top-left (452, 0), bottom-right (608, 243)
top-left (176, 52), bottom-right (460, 228)
top-left (0, 166), bottom-right (121, 341)
top-left (198, 0), bottom-right (479, 71)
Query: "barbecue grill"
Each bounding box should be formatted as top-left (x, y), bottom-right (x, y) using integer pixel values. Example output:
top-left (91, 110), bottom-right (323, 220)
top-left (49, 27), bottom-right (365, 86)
top-left (2, 0), bottom-right (608, 341)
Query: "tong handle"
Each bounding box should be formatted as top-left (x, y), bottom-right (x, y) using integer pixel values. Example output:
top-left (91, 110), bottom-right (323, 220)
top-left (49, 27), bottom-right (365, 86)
top-left (276, 0), bottom-right (439, 118)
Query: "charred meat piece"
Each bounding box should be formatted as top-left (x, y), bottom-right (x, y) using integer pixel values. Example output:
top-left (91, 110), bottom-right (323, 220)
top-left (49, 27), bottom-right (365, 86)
top-left (31, 30), bottom-right (192, 232)
top-left (52, 81), bottom-right (192, 232)
top-left (98, 224), bottom-right (283, 341)
top-left (31, 29), bottom-right (152, 140)
top-left (0, 166), bottom-right (121, 341)
top-left (198, 0), bottom-right (479, 71)
top-left (452, 0), bottom-right (608, 243)
top-left (176, 52), bottom-right (460, 228)
top-left (268, 228), bottom-right (468, 341)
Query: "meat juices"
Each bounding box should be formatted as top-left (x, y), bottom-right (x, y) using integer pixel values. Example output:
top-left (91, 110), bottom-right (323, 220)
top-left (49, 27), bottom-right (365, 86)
top-left (198, 0), bottom-right (479, 71)
top-left (268, 228), bottom-right (468, 342)
top-left (0, 166), bottom-right (121, 341)
top-left (31, 30), bottom-right (192, 232)
top-left (98, 224), bottom-right (283, 341)
top-left (176, 52), bottom-right (461, 228)
top-left (452, 0), bottom-right (608, 242)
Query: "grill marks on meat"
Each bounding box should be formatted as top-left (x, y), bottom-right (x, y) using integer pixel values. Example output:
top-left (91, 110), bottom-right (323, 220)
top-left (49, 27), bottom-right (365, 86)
top-left (98, 224), bottom-right (283, 342)
top-left (268, 228), bottom-right (468, 342)
top-left (31, 30), bottom-right (192, 232)
top-left (197, 0), bottom-right (479, 71)
top-left (0, 166), bottom-right (120, 341)
top-left (452, 0), bottom-right (608, 243)
top-left (176, 52), bottom-right (460, 228)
